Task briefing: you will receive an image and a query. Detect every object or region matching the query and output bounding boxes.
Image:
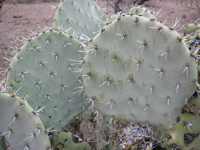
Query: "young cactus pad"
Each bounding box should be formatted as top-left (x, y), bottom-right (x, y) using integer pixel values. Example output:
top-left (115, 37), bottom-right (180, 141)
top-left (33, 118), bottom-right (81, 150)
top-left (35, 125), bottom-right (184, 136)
top-left (53, 0), bottom-right (104, 39)
top-left (0, 92), bottom-right (51, 150)
top-left (183, 23), bottom-right (200, 36)
top-left (82, 14), bottom-right (197, 129)
top-left (166, 112), bottom-right (200, 149)
top-left (52, 131), bottom-right (91, 150)
top-left (6, 30), bottom-right (90, 130)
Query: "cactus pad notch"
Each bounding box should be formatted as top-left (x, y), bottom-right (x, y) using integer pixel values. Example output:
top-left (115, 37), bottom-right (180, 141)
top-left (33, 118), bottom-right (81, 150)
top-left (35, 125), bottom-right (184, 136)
top-left (82, 14), bottom-right (198, 129)
top-left (6, 29), bottom-right (91, 130)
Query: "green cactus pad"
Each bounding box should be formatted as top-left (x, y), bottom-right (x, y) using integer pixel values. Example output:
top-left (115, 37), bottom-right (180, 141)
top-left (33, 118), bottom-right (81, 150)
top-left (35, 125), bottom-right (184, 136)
top-left (53, 0), bottom-right (104, 39)
top-left (0, 92), bottom-right (51, 150)
top-left (52, 131), bottom-right (91, 150)
top-left (183, 23), bottom-right (200, 36)
top-left (82, 14), bottom-right (197, 129)
top-left (6, 29), bottom-right (90, 130)
top-left (166, 112), bottom-right (200, 149)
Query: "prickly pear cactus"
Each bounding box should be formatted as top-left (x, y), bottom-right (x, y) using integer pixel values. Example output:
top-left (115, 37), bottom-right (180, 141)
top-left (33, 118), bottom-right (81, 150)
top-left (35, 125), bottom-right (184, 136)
top-left (129, 5), bottom-right (154, 19)
top-left (53, 0), bottom-right (104, 39)
top-left (166, 112), bottom-right (200, 149)
top-left (52, 131), bottom-right (91, 150)
top-left (6, 29), bottom-right (90, 130)
top-left (82, 14), bottom-right (197, 129)
top-left (183, 23), bottom-right (200, 36)
top-left (0, 92), bottom-right (51, 150)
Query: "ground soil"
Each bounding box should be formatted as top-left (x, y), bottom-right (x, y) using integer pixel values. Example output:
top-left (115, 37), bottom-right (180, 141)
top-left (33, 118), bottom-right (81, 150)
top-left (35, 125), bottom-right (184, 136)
top-left (0, 0), bottom-right (199, 149)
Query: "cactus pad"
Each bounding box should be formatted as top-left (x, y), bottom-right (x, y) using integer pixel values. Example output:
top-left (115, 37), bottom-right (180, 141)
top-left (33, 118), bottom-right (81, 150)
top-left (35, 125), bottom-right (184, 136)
top-left (166, 112), bottom-right (200, 149)
top-left (6, 29), bottom-right (90, 130)
top-left (0, 92), bottom-right (51, 150)
top-left (82, 14), bottom-right (197, 129)
top-left (53, 0), bottom-right (104, 39)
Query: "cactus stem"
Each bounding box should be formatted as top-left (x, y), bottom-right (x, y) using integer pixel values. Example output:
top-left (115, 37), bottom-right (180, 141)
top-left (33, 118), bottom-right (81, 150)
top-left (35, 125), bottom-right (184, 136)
top-left (82, 104), bottom-right (85, 111)
top-left (182, 63), bottom-right (189, 77)
top-left (175, 83), bottom-right (181, 94)
top-left (161, 49), bottom-right (169, 61)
